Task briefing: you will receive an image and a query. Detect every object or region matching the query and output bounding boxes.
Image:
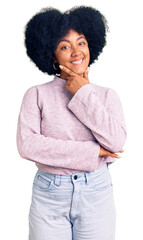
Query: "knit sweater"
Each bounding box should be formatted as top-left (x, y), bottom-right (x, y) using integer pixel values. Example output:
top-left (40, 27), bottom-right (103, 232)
top-left (16, 75), bottom-right (127, 175)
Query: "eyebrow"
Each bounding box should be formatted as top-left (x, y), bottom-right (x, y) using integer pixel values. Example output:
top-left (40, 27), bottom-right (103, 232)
top-left (57, 36), bottom-right (86, 45)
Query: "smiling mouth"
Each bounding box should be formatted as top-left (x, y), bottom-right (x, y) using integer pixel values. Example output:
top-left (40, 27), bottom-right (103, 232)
top-left (71, 58), bottom-right (84, 65)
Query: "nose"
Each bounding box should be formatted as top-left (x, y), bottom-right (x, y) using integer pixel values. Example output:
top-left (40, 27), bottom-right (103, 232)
top-left (71, 46), bottom-right (82, 58)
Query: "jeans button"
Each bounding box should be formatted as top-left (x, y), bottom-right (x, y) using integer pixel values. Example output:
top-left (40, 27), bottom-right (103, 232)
top-left (74, 175), bottom-right (77, 180)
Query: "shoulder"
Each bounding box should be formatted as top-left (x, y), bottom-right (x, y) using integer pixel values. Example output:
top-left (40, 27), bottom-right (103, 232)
top-left (90, 82), bottom-right (121, 107)
top-left (23, 78), bottom-right (54, 97)
top-left (90, 82), bottom-right (109, 100)
top-left (90, 82), bottom-right (109, 92)
top-left (90, 82), bottom-right (119, 98)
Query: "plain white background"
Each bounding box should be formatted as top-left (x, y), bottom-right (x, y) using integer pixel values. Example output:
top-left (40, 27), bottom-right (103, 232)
top-left (1, 0), bottom-right (143, 239)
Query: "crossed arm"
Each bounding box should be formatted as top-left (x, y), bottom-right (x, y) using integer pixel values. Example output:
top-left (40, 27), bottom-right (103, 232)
top-left (16, 67), bottom-right (127, 171)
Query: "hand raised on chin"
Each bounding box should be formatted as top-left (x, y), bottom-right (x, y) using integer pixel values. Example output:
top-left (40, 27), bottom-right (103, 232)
top-left (59, 65), bottom-right (90, 95)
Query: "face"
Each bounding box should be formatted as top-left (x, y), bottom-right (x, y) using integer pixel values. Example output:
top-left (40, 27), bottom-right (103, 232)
top-left (53, 29), bottom-right (90, 79)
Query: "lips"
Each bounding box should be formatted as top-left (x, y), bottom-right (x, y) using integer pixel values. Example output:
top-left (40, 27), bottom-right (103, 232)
top-left (71, 58), bottom-right (84, 65)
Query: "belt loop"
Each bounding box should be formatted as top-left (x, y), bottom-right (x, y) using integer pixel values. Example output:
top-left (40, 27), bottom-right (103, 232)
top-left (54, 175), bottom-right (61, 186)
top-left (84, 172), bottom-right (89, 185)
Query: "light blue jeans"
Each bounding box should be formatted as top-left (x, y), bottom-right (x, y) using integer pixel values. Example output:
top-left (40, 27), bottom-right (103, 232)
top-left (28, 163), bottom-right (116, 240)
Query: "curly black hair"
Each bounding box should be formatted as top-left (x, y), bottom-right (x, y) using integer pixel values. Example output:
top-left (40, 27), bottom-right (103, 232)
top-left (24, 5), bottom-right (109, 75)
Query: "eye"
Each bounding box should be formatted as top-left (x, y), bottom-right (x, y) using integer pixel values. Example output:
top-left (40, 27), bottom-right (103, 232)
top-left (61, 46), bottom-right (69, 50)
top-left (79, 42), bottom-right (85, 46)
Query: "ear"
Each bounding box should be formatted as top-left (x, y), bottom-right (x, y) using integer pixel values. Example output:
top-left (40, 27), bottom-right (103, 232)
top-left (53, 55), bottom-right (57, 63)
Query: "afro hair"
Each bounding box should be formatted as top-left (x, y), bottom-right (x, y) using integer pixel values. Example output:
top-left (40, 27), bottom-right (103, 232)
top-left (24, 5), bottom-right (109, 75)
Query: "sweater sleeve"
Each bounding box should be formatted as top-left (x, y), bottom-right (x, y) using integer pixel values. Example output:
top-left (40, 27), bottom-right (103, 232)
top-left (67, 84), bottom-right (127, 153)
top-left (16, 86), bottom-right (100, 172)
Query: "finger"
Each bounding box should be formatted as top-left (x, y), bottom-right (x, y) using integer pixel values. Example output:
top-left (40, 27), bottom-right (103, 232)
top-left (104, 154), bottom-right (120, 158)
top-left (111, 154), bottom-right (121, 158)
top-left (106, 155), bottom-right (120, 158)
top-left (67, 76), bottom-right (74, 81)
top-left (109, 149), bottom-right (124, 154)
top-left (106, 152), bottom-right (121, 158)
top-left (115, 155), bottom-right (121, 158)
top-left (66, 80), bottom-right (71, 86)
top-left (118, 149), bottom-right (124, 153)
top-left (59, 65), bottom-right (76, 76)
top-left (114, 149), bottom-right (124, 154)
top-left (103, 150), bottom-right (121, 158)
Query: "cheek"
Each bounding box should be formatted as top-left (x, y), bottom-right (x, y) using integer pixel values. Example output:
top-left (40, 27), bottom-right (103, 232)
top-left (84, 50), bottom-right (90, 66)
top-left (55, 52), bottom-right (70, 64)
top-left (86, 48), bottom-right (90, 59)
top-left (88, 50), bottom-right (90, 60)
top-left (83, 47), bottom-right (90, 61)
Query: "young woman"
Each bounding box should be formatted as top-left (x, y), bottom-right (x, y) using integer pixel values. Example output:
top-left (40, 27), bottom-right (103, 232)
top-left (16, 6), bottom-right (127, 240)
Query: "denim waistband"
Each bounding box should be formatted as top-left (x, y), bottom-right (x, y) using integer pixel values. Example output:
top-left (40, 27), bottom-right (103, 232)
top-left (35, 163), bottom-right (109, 186)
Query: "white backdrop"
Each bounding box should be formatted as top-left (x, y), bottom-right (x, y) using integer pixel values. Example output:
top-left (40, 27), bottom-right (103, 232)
top-left (1, 0), bottom-right (143, 239)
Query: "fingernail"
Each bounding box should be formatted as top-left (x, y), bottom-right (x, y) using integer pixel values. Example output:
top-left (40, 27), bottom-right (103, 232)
top-left (59, 65), bottom-right (63, 69)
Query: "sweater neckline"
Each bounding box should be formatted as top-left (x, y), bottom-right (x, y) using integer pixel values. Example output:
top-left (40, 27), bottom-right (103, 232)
top-left (53, 75), bottom-right (67, 84)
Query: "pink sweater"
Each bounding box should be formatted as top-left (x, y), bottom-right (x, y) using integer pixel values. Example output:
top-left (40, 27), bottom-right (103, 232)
top-left (16, 75), bottom-right (127, 175)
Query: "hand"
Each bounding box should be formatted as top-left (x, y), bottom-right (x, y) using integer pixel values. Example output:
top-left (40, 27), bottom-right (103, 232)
top-left (99, 146), bottom-right (124, 158)
top-left (59, 65), bottom-right (90, 94)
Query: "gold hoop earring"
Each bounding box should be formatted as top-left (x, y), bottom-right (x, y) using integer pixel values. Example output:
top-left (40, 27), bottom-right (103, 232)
top-left (53, 62), bottom-right (59, 70)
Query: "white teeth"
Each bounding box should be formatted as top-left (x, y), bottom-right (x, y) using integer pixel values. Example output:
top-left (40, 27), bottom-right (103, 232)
top-left (72, 58), bottom-right (83, 64)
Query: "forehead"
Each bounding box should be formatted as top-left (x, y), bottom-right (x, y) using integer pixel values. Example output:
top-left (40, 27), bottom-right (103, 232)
top-left (57, 29), bottom-right (86, 44)
top-left (64, 29), bottom-right (85, 37)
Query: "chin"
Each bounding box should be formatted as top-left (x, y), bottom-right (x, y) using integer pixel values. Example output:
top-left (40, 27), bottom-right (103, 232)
top-left (72, 67), bottom-right (86, 75)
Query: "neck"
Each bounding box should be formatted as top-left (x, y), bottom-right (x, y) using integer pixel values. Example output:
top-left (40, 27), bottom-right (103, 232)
top-left (60, 70), bottom-right (83, 80)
